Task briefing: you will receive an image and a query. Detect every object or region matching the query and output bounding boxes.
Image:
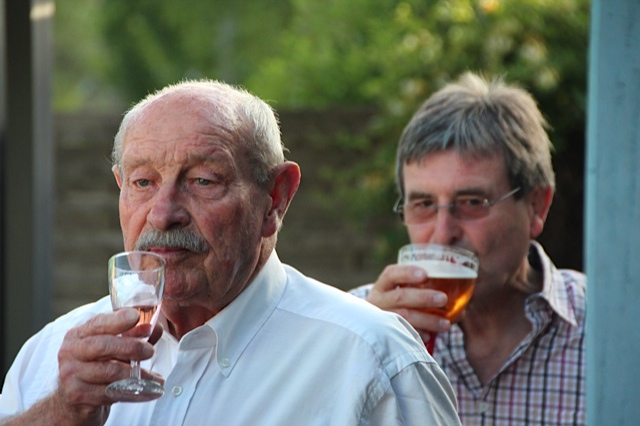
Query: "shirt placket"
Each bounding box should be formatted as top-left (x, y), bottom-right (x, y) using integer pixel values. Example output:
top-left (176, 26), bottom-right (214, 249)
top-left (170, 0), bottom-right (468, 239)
top-left (149, 331), bottom-right (216, 426)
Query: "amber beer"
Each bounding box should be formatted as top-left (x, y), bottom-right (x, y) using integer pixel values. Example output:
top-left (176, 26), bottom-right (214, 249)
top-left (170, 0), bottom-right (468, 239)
top-left (398, 244), bottom-right (479, 322)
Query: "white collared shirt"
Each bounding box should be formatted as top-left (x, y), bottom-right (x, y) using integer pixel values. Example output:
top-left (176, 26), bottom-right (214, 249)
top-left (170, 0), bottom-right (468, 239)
top-left (1, 252), bottom-right (460, 425)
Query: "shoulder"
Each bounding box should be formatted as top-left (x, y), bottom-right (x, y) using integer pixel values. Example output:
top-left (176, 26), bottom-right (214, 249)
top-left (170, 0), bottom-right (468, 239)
top-left (533, 241), bottom-right (587, 321)
top-left (37, 296), bottom-right (113, 344)
top-left (280, 265), bottom-right (430, 369)
top-left (559, 268), bottom-right (586, 290)
top-left (348, 283), bottom-right (373, 299)
top-left (281, 264), bottom-right (409, 329)
top-left (0, 297), bottom-right (112, 414)
top-left (558, 268), bottom-right (587, 322)
top-left (11, 297), bottom-right (112, 369)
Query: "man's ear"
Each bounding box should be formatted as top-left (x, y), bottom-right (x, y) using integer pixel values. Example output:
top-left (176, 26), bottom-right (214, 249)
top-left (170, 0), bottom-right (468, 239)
top-left (113, 165), bottom-right (123, 189)
top-left (529, 186), bottom-right (554, 239)
top-left (262, 161), bottom-right (301, 238)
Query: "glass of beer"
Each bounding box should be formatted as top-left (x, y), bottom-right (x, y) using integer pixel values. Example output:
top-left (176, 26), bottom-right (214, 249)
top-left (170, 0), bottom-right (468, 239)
top-left (398, 244), bottom-right (478, 354)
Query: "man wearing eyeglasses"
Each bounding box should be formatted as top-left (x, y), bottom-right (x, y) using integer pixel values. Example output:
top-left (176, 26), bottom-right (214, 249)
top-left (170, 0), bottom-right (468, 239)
top-left (350, 72), bottom-right (586, 425)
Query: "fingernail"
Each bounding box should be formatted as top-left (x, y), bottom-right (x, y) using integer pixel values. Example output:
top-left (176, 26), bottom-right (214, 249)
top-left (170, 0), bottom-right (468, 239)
top-left (151, 373), bottom-right (165, 385)
top-left (434, 294), bottom-right (447, 305)
top-left (414, 268), bottom-right (426, 279)
top-left (123, 308), bottom-right (139, 321)
top-left (438, 319), bottom-right (451, 329)
top-left (142, 344), bottom-right (154, 358)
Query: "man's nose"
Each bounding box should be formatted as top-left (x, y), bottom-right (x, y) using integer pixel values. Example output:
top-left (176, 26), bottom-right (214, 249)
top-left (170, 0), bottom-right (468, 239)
top-left (147, 184), bottom-right (190, 230)
top-left (429, 206), bottom-right (462, 246)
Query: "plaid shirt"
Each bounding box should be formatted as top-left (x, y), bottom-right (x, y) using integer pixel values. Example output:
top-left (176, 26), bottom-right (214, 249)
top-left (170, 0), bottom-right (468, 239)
top-left (349, 241), bottom-right (586, 425)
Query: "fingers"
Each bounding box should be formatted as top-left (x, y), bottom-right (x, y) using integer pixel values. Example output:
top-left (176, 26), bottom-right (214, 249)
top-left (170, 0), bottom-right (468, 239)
top-left (64, 310), bottom-right (155, 363)
top-left (64, 334), bottom-right (154, 363)
top-left (57, 357), bottom-right (125, 406)
top-left (55, 310), bottom-right (162, 412)
top-left (367, 265), bottom-right (447, 310)
top-left (57, 361), bottom-right (164, 407)
top-left (373, 264), bottom-right (428, 291)
top-left (377, 286), bottom-right (447, 310)
top-left (366, 264), bottom-right (451, 334)
top-left (418, 330), bottom-right (438, 345)
top-left (395, 308), bottom-right (451, 333)
top-left (141, 369), bottom-right (165, 386)
top-left (148, 323), bottom-right (164, 345)
top-left (73, 309), bottom-right (140, 339)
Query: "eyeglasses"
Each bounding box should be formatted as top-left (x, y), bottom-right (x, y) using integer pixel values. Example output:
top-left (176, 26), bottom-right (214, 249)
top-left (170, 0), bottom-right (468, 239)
top-left (394, 187), bottom-right (521, 224)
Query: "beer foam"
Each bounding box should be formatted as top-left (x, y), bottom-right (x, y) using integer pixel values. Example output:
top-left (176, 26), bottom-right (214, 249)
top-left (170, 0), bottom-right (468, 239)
top-left (409, 259), bottom-right (477, 278)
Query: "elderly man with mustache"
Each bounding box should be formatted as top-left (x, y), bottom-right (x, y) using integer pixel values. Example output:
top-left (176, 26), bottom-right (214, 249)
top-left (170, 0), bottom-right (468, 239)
top-left (0, 81), bottom-right (460, 426)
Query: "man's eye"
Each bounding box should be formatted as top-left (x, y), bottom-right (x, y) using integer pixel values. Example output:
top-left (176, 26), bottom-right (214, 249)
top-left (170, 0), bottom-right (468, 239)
top-left (413, 199), bottom-right (435, 209)
top-left (134, 179), bottom-right (151, 188)
top-left (457, 196), bottom-right (485, 207)
top-left (195, 178), bottom-right (213, 186)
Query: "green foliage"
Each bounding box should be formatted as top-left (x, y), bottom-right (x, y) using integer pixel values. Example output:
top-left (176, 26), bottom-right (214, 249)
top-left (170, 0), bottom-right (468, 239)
top-left (249, 0), bottom-right (589, 128)
top-left (54, 0), bottom-right (590, 262)
top-left (245, 0), bottom-right (590, 261)
top-left (55, 0), bottom-right (292, 109)
top-left (54, 0), bottom-right (116, 111)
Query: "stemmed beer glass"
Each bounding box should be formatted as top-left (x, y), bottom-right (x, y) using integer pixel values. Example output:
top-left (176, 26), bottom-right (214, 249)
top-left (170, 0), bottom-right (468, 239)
top-left (104, 251), bottom-right (166, 402)
top-left (398, 244), bottom-right (479, 354)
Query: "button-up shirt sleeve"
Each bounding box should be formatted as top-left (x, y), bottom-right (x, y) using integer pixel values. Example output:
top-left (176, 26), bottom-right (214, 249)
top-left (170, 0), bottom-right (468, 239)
top-left (368, 362), bottom-right (460, 425)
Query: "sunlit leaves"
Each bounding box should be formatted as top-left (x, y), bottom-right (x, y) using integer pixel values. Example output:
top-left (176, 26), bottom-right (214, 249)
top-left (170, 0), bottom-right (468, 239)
top-left (245, 0), bottom-right (590, 259)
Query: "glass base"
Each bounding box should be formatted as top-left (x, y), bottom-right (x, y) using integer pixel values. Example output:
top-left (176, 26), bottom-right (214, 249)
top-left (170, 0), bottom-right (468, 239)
top-left (105, 378), bottom-right (164, 402)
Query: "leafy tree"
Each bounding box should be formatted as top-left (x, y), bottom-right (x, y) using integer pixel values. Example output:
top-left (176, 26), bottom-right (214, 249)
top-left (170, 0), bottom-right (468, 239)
top-left (54, 0), bottom-right (590, 263)
top-left (245, 0), bottom-right (590, 262)
top-left (54, 0), bottom-right (116, 111)
top-left (54, 0), bottom-right (292, 110)
top-left (97, 0), bottom-right (292, 104)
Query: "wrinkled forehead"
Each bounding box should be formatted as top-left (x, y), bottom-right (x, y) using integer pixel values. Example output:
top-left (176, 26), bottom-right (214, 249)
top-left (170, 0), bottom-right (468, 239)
top-left (138, 87), bottom-right (241, 127)
top-left (122, 89), bottom-right (245, 153)
top-left (114, 91), bottom-right (252, 180)
top-left (402, 147), bottom-right (507, 177)
top-left (398, 148), bottom-right (509, 194)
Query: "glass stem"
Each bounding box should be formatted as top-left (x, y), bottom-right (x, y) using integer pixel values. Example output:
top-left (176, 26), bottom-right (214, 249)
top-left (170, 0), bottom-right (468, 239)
top-left (130, 360), bottom-right (141, 380)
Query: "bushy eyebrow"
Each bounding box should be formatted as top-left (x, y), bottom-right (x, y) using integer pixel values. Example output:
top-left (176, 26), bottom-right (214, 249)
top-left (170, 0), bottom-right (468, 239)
top-left (405, 188), bottom-right (488, 201)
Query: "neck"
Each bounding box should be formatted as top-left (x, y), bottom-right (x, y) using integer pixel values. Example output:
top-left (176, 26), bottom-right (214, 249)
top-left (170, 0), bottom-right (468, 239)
top-left (458, 261), bottom-right (542, 384)
top-left (163, 304), bottom-right (217, 340)
top-left (460, 290), bottom-right (531, 384)
top-left (161, 245), bottom-right (275, 340)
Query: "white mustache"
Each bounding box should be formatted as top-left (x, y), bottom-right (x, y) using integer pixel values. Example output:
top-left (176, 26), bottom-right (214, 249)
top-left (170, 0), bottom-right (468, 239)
top-left (135, 229), bottom-right (208, 253)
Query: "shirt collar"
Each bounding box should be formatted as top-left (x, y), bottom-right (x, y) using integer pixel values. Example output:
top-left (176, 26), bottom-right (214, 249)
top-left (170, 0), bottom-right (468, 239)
top-left (203, 251), bottom-right (287, 376)
top-left (527, 240), bottom-right (578, 327)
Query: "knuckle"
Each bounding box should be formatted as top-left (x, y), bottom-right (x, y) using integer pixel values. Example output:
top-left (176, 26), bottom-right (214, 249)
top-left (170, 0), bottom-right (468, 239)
top-left (81, 335), bottom-right (113, 359)
top-left (390, 287), bottom-right (405, 305)
top-left (63, 383), bottom-right (88, 405)
top-left (58, 361), bottom-right (76, 383)
top-left (381, 264), bottom-right (397, 276)
top-left (101, 360), bottom-right (129, 382)
top-left (395, 308), bottom-right (411, 320)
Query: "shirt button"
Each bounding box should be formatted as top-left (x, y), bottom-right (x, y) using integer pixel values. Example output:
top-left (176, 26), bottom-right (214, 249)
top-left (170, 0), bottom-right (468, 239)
top-left (171, 386), bottom-right (183, 396)
top-left (477, 401), bottom-right (489, 413)
top-left (220, 357), bottom-right (230, 368)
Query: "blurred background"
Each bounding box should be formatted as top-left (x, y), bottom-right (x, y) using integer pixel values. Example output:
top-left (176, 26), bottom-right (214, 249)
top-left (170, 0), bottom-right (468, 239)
top-left (53, 0), bottom-right (590, 317)
top-left (9, 1), bottom-right (640, 422)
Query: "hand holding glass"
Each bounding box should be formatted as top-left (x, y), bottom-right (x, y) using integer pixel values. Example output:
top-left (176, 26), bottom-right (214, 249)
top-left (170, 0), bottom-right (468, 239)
top-left (105, 251), bottom-right (166, 402)
top-left (398, 244), bottom-right (478, 354)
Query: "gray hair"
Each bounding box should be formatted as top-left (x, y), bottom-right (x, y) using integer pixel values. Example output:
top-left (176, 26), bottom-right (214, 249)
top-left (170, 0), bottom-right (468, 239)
top-left (111, 80), bottom-right (285, 186)
top-left (396, 72), bottom-right (555, 197)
